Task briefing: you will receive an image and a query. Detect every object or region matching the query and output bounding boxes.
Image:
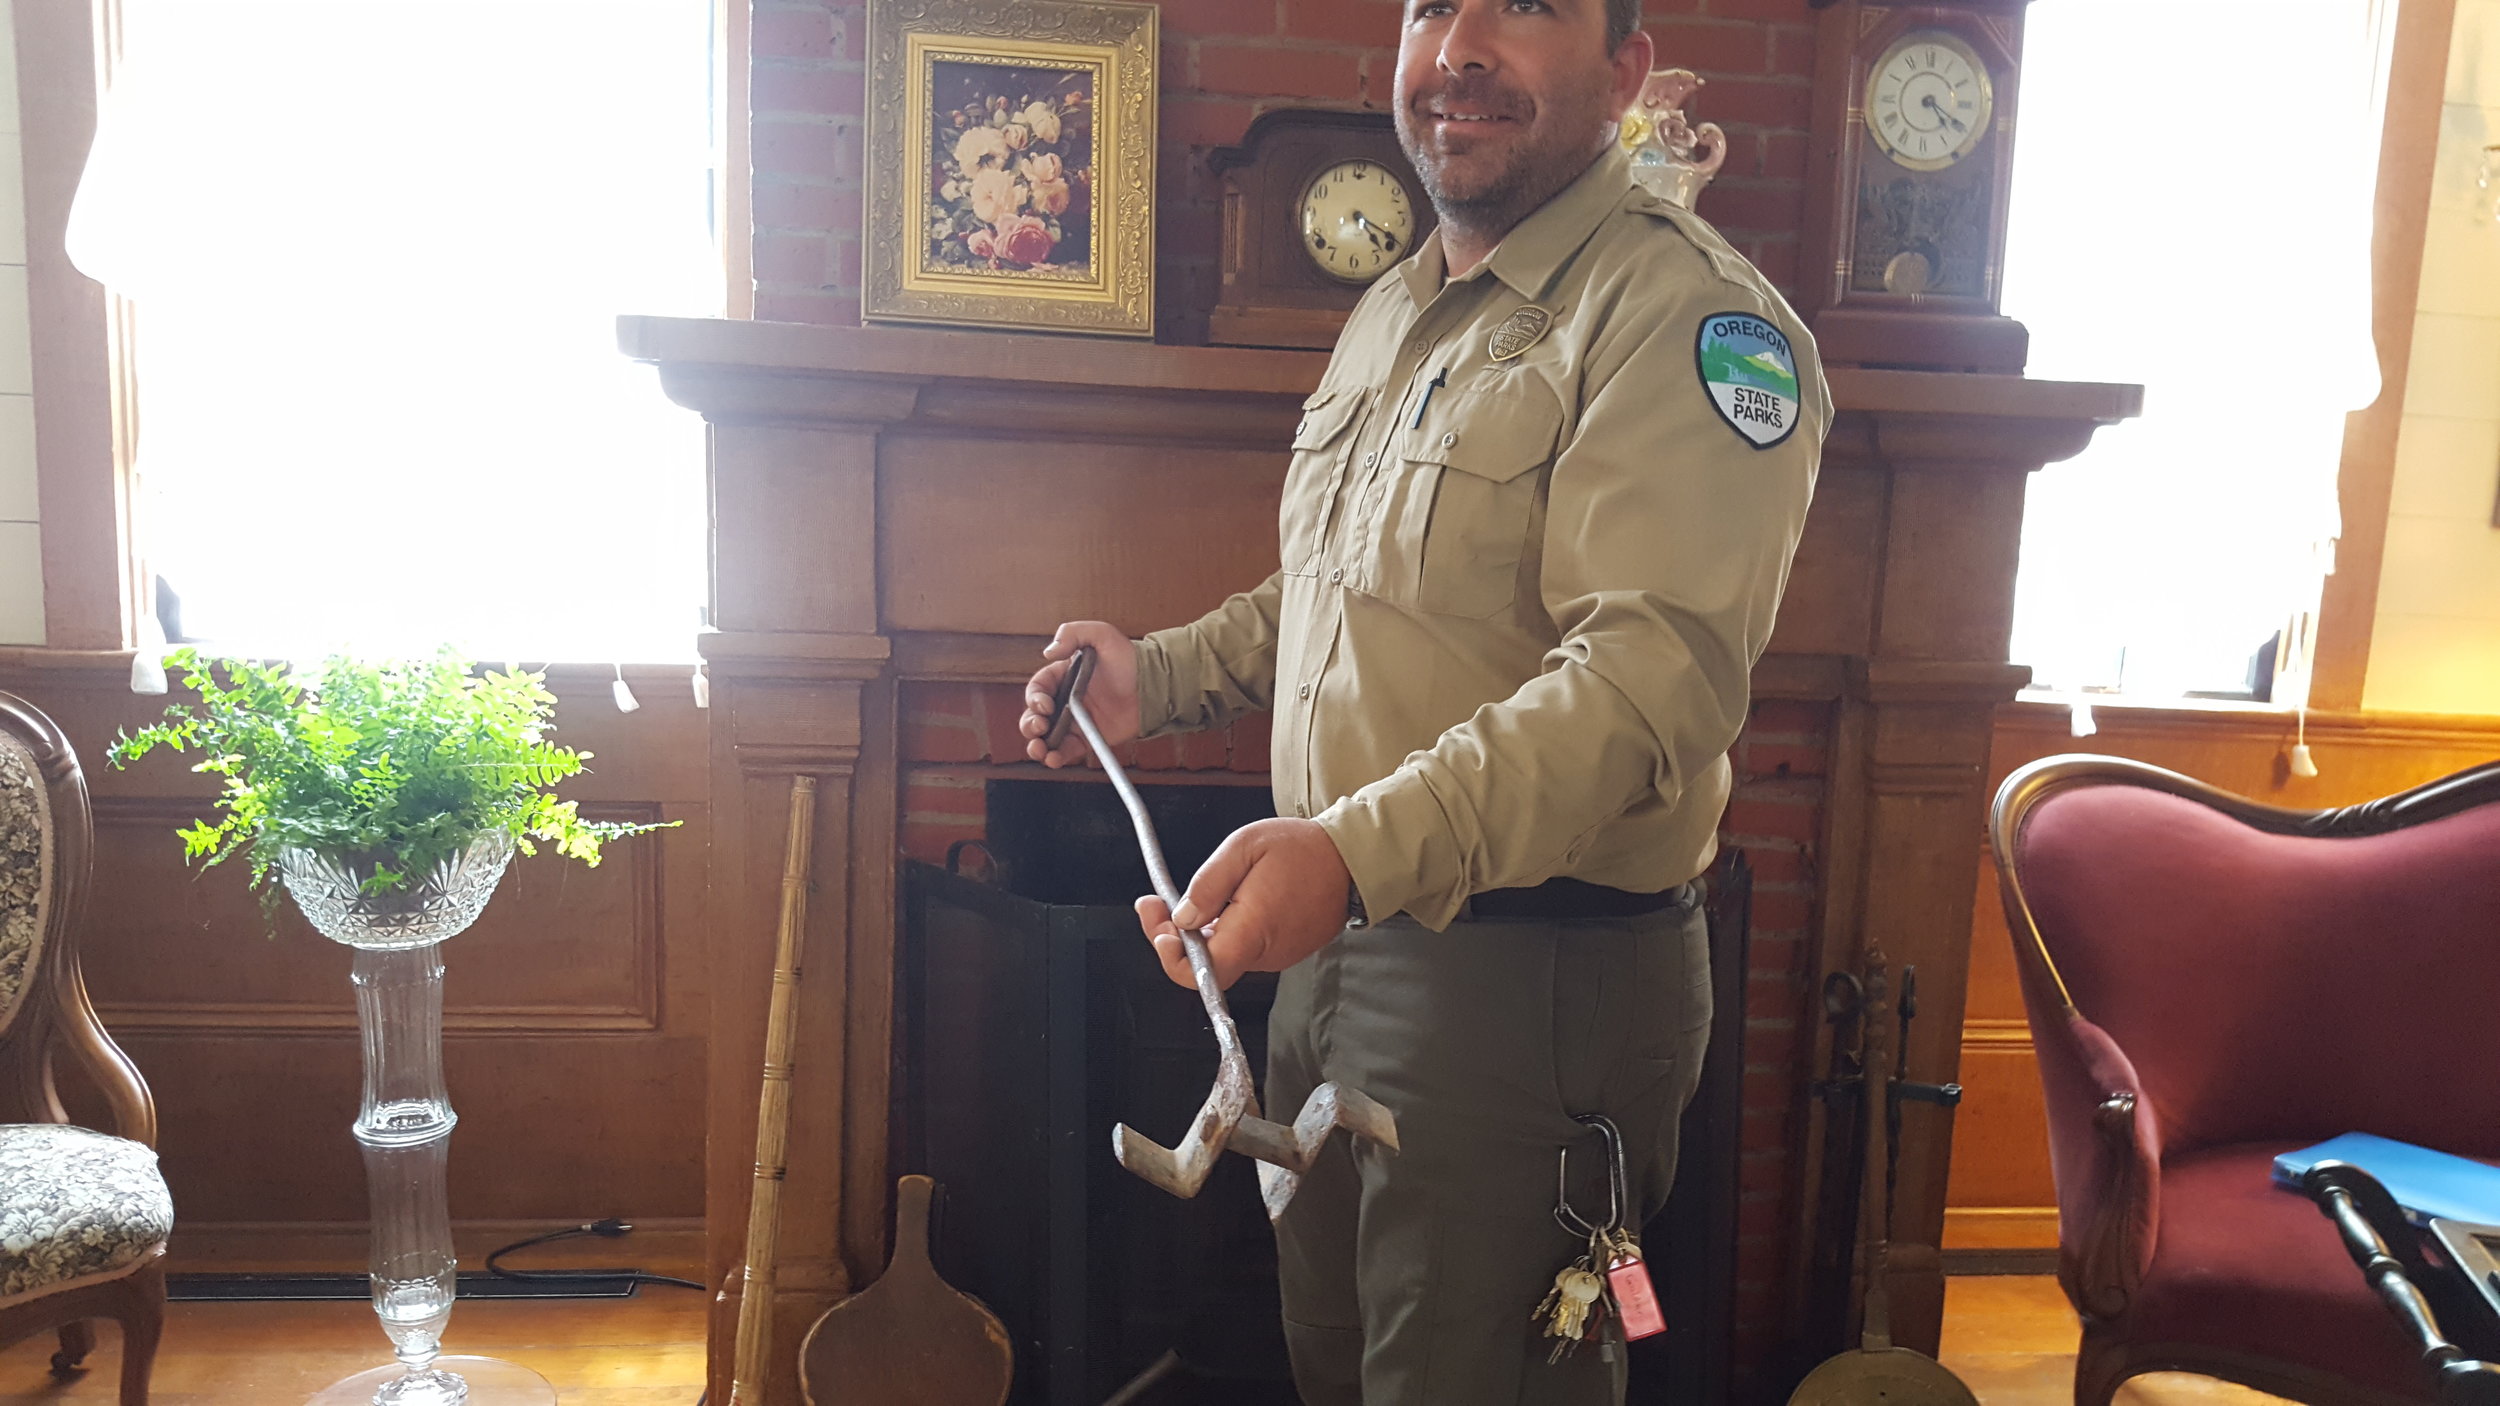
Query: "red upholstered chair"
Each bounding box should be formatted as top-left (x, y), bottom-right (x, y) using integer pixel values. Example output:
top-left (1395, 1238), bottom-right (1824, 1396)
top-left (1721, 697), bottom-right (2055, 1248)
top-left (1988, 755), bottom-right (2500, 1406)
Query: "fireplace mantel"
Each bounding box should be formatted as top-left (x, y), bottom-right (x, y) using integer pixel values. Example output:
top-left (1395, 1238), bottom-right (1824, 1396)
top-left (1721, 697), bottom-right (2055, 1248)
top-left (620, 315), bottom-right (2138, 1403)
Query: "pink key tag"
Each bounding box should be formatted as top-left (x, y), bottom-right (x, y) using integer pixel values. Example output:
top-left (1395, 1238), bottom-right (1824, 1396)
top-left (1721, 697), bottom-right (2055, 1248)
top-left (1607, 1255), bottom-right (1666, 1341)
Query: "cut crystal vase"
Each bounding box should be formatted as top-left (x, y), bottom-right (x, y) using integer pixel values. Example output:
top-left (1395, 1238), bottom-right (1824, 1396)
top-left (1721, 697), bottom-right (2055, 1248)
top-left (278, 833), bottom-right (556, 1406)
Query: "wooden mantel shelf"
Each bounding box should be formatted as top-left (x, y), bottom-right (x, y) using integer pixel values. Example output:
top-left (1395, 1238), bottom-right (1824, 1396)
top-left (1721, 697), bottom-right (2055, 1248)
top-left (618, 316), bottom-right (2141, 440)
top-left (620, 312), bottom-right (2141, 1404)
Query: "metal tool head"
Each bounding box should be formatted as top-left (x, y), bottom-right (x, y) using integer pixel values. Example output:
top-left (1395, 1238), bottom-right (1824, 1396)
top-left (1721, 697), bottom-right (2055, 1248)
top-left (1226, 1082), bottom-right (1403, 1220)
top-left (1055, 640), bottom-right (1400, 1219)
top-left (1111, 1028), bottom-right (1257, 1201)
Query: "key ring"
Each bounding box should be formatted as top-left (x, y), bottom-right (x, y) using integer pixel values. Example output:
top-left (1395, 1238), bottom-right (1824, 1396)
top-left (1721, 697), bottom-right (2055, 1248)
top-left (1554, 1113), bottom-right (1629, 1240)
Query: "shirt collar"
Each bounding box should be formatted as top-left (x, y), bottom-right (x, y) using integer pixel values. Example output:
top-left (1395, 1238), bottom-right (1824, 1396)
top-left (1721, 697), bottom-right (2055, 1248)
top-left (1397, 147), bottom-right (1634, 309)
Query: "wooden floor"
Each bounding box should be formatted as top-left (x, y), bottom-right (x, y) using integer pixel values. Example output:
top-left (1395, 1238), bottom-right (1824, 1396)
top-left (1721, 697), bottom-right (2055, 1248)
top-left (0, 1289), bottom-right (708, 1406)
top-left (1938, 1275), bottom-right (2292, 1405)
top-left (0, 1275), bottom-right (2291, 1405)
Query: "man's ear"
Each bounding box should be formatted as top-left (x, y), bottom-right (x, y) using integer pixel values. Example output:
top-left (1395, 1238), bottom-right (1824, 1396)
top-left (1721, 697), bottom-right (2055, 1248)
top-left (1610, 28), bottom-right (1655, 118)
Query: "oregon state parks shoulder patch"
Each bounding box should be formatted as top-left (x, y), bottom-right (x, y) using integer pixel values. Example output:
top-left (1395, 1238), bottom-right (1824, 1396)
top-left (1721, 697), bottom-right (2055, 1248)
top-left (1695, 312), bottom-right (1801, 449)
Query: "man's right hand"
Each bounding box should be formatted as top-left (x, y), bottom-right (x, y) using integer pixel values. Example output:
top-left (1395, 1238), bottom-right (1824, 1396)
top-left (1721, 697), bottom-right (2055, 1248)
top-left (1020, 623), bottom-right (1141, 768)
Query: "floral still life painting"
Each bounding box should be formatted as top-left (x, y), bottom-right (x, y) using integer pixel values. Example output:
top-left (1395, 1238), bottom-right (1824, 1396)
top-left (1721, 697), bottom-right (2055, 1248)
top-left (865, 0), bottom-right (1155, 336)
top-left (927, 63), bottom-right (1094, 279)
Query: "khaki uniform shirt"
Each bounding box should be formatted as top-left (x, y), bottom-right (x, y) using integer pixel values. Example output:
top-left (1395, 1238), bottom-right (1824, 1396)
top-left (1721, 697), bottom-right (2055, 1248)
top-left (1133, 149), bottom-right (1830, 930)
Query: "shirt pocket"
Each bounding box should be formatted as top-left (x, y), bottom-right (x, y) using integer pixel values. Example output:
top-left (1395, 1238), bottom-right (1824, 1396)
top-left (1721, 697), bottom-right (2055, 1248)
top-left (1369, 387), bottom-right (1562, 617)
top-left (1280, 385), bottom-right (1368, 577)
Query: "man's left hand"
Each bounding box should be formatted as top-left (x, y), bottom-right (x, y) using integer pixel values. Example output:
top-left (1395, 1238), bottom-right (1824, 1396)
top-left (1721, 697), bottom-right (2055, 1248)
top-left (1135, 818), bottom-right (1354, 989)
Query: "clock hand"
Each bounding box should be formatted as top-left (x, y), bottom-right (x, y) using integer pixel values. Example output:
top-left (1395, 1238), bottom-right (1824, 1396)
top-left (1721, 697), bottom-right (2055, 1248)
top-left (1921, 93), bottom-right (1968, 133)
top-left (1352, 211), bottom-right (1403, 255)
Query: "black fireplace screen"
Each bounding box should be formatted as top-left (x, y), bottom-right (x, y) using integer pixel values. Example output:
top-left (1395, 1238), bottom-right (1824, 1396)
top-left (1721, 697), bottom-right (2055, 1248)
top-left (898, 778), bottom-right (1749, 1406)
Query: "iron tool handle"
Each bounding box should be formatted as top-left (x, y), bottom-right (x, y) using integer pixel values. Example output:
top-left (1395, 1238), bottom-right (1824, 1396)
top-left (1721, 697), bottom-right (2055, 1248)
top-left (1043, 645), bottom-right (1097, 754)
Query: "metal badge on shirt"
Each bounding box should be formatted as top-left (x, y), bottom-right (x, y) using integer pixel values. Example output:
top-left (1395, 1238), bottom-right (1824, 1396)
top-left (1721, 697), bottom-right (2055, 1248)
top-left (1489, 305), bottom-right (1555, 362)
top-left (1695, 312), bottom-right (1802, 450)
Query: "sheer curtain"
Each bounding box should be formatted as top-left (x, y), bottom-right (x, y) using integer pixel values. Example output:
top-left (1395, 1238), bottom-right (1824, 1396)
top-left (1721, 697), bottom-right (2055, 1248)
top-left (2004, 0), bottom-right (2395, 701)
top-left (69, 0), bottom-right (719, 665)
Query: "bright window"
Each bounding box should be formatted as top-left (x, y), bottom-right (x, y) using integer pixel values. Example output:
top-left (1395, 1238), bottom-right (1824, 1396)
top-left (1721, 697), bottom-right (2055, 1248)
top-left (2003, 0), bottom-right (2395, 702)
top-left (71, 0), bottom-right (720, 664)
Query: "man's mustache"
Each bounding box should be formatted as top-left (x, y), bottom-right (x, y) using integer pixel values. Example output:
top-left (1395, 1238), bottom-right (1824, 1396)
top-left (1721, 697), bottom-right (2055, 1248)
top-left (1410, 73), bottom-right (1534, 121)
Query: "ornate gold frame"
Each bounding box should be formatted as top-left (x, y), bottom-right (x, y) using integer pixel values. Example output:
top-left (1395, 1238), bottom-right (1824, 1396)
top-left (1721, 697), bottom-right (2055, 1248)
top-left (863, 0), bottom-right (1157, 337)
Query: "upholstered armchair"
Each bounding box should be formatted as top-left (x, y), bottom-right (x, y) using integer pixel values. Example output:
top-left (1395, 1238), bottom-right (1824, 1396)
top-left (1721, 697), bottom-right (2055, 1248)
top-left (0, 692), bottom-right (173, 1402)
top-left (1989, 755), bottom-right (2500, 1406)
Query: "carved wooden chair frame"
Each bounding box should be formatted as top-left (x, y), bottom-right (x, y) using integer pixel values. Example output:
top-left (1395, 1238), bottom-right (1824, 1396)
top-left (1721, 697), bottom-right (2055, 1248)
top-left (1990, 753), bottom-right (2500, 1406)
top-left (0, 691), bottom-right (166, 1402)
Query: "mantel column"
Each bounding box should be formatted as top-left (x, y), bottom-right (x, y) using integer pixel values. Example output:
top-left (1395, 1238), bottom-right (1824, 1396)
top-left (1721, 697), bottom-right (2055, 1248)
top-left (689, 373), bottom-right (919, 1406)
top-left (1801, 413), bottom-right (2109, 1363)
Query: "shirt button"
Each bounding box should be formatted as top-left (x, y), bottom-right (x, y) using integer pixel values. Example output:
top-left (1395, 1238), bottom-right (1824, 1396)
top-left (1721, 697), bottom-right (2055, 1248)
top-left (1295, 418), bottom-right (1308, 436)
top-left (1363, 452), bottom-right (1379, 469)
top-left (1440, 431), bottom-right (1458, 449)
top-left (1328, 567), bottom-right (1344, 584)
top-left (1295, 803), bottom-right (1310, 818)
top-left (1409, 337), bottom-right (1428, 356)
top-left (1298, 683), bottom-right (1313, 700)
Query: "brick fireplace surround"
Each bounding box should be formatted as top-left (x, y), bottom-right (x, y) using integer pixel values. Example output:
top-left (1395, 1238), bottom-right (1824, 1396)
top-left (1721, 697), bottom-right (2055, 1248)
top-left (621, 314), bottom-right (2136, 1404)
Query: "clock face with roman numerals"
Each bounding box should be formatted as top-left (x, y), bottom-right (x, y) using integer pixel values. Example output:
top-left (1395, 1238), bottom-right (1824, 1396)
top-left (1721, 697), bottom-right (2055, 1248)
top-left (1866, 30), bottom-right (1995, 172)
top-left (1298, 159), bottom-right (1416, 285)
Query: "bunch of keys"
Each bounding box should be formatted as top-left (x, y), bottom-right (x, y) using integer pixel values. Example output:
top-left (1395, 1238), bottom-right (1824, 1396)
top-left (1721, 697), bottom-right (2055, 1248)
top-left (1533, 1113), bottom-right (1667, 1363)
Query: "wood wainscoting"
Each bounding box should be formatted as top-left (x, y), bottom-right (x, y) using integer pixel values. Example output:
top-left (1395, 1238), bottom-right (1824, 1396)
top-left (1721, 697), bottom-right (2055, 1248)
top-left (1945, 700), bottom-right (2500, 1259)
top-left (0, 651), bottom-right (714, 1264)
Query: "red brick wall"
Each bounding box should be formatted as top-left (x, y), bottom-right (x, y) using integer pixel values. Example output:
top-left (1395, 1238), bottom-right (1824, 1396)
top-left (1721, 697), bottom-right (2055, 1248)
top-left (896, 680), bottom-right (1272, 862)
top-left (749, 0), bottom-right (1815, 337)
top-left (897, 684), bottom-right (1831, 1391)
top-left (1722, 698), bottom-right (1830, 1394)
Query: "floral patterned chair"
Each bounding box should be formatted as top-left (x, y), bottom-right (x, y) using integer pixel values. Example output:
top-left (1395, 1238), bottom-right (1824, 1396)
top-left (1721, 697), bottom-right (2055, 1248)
top-left (0, 692), bottom-right (172, 1403)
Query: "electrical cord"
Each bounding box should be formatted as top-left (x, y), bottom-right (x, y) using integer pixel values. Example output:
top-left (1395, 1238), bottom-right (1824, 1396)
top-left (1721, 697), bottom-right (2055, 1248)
top-left (482, 1217), bottom-right (707, 1292)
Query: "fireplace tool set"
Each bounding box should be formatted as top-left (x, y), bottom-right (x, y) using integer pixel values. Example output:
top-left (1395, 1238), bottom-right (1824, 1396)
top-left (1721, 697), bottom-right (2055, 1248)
top-left (1788, 952), bottom-right (1976, 1405)
top-left (1047, 646), bottom-right (1401, 1219)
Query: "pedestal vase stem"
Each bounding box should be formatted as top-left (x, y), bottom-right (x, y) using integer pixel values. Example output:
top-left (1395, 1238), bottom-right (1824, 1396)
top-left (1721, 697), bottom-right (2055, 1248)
top-left (352, 944), bottom-right (467, 1406)
top-left (281, 835), bottom-right (549, 1406)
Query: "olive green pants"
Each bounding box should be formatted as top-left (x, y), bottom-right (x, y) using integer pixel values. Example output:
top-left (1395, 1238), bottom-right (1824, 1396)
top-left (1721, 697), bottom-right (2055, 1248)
top-left (1265, 895), bottom-right (1713, 1406)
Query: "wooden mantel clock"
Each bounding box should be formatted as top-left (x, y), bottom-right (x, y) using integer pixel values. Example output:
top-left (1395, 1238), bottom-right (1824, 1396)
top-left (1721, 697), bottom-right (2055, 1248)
top-left (1801, 0), bottom-right (2034, 373)
top-left (1208, 110), bottom-right (1438, 350)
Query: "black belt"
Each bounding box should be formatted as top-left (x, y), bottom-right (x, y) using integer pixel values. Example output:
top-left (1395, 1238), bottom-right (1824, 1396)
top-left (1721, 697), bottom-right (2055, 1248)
top-left (1459, 876), bottom-right (1696, 922)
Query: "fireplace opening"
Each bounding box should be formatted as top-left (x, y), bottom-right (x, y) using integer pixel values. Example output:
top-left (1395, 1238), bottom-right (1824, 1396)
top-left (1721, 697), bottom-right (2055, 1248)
top-left (898, 775), bottom-right (1752, 1406)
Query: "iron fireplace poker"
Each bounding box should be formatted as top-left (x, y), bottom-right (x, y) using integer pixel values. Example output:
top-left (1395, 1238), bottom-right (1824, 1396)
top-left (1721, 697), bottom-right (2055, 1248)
top-left (1045, 645), bottom-right (1401, 1220)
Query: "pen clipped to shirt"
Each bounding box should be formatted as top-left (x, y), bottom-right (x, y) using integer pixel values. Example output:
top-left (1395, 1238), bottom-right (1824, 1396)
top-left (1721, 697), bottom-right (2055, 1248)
top-left (1413, 367), bottom-right (1450, 428)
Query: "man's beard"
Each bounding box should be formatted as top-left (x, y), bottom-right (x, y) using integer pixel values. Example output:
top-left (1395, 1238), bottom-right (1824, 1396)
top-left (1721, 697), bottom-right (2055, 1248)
top-left (1396, 70), bottom-right (1615, 239)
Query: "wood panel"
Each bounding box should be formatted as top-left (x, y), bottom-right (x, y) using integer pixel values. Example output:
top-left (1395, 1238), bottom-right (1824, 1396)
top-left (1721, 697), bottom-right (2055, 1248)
top-left (86, 800), bottom-right (664, 1031)
top-left (1946, 700), bottom-right (2500, 1248)
top-left (879, 435), bottom-right (1288, 638)
top-left (1764, 467), bottom-right (1880, 659)
top-left (0, 655), bottom-right (714, 1251)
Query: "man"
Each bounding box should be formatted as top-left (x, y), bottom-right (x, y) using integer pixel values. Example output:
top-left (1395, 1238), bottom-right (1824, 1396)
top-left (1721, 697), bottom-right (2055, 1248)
top-left (1019, 0), bottom-right (1827, 1400)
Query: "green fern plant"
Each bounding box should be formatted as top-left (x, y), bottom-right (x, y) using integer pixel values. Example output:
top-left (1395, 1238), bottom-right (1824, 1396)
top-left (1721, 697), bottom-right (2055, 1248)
top-left (108, 647), bottom-right (673, 897)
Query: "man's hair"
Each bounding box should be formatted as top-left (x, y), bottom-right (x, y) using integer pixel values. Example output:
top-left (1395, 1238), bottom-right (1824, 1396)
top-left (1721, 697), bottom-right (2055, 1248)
top-left (1606, 0), bottom-right (1642, 52)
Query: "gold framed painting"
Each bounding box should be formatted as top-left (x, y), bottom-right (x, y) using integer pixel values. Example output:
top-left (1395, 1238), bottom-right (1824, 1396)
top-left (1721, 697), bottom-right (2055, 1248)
top-left (863, 0), bottom-right (1157, 337)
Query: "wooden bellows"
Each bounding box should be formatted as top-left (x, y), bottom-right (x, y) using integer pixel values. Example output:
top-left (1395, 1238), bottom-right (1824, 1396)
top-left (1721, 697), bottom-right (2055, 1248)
top-left (799, 1175), bottom-right (1013, 1406)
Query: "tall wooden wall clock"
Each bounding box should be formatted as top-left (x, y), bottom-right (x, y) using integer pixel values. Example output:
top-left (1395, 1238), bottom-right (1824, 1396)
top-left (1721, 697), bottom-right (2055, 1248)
top-left (1207, 110), bottom-right (1437, 350)
top-left (1801, 0), bottom-right (2034, 373)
